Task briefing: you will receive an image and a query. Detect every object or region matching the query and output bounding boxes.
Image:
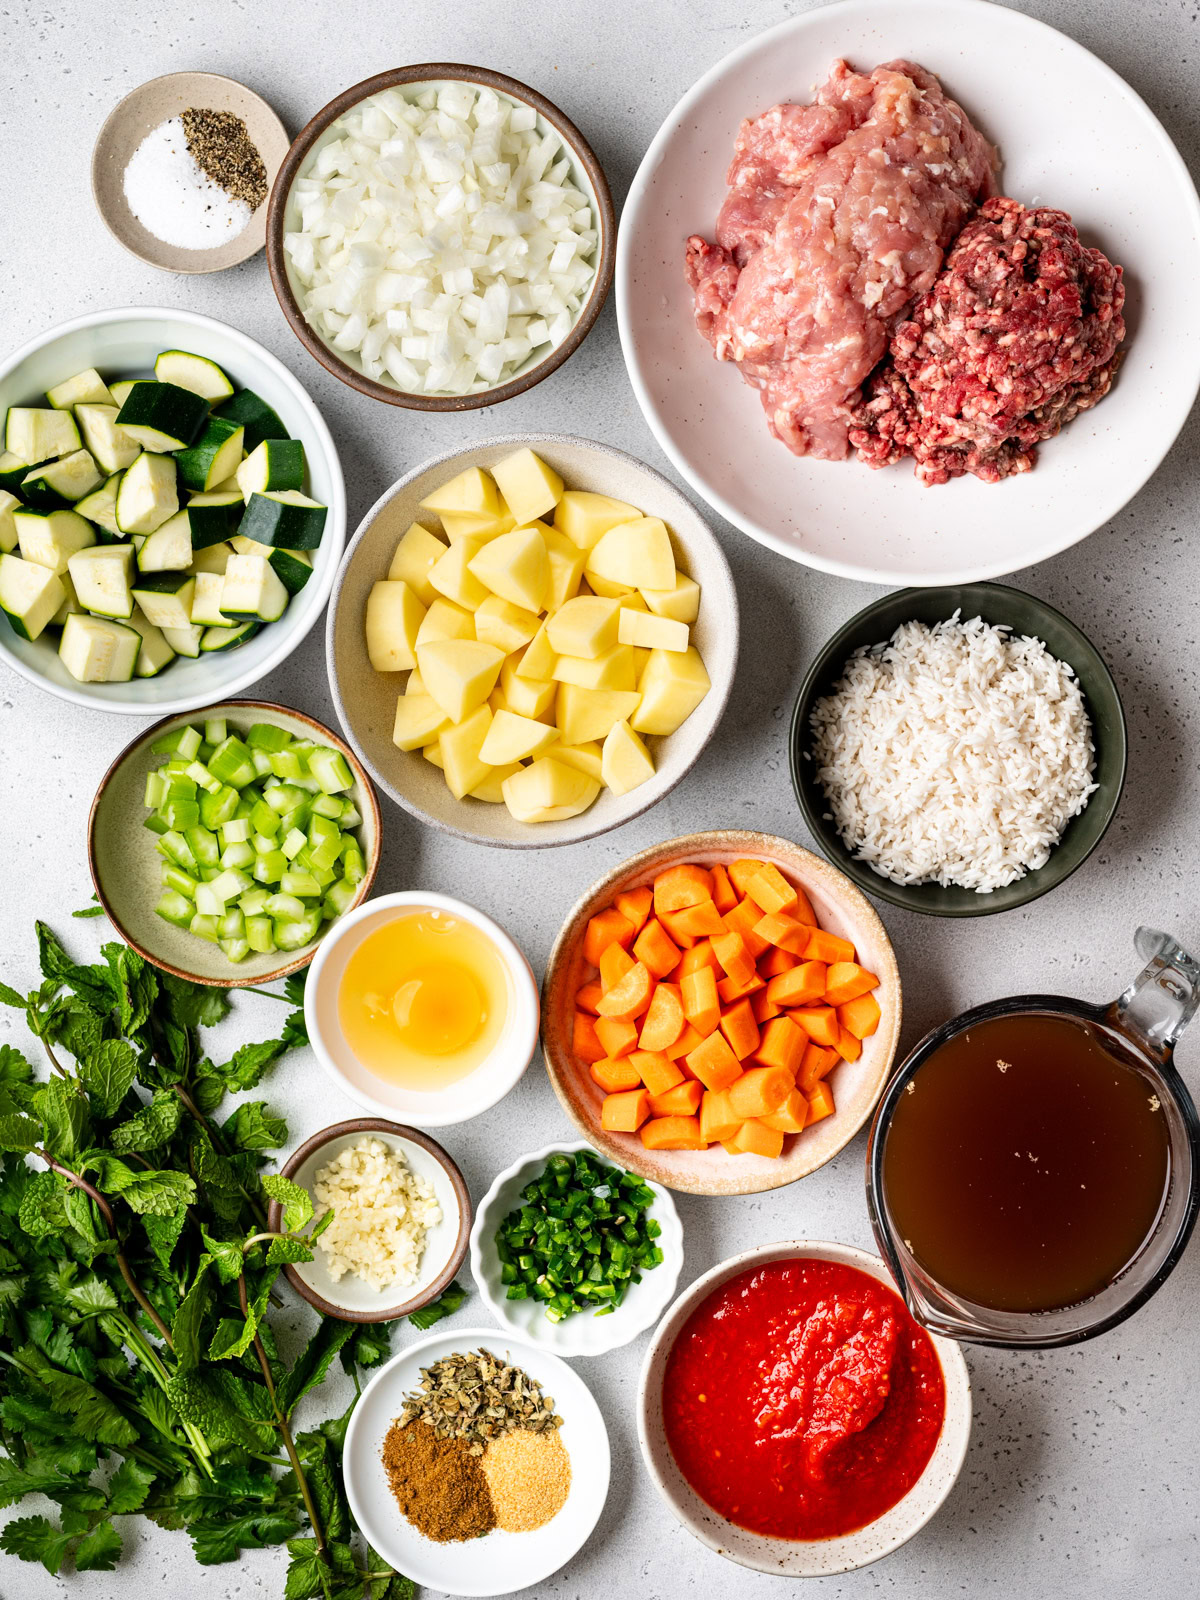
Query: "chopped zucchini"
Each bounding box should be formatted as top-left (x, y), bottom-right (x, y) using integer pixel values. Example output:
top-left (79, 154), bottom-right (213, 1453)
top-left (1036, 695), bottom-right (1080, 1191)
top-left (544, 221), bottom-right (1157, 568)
top-left (162, 621), bottom-right (203, 658)
top-left (126, 610), bottom-right (176, 677)
top-left (58, 613), bottom-right (141, 682)
top-left (0, 491), bottom-right (19, 553)
top-left (182, 490), bottom-right (243, 548)
top-left (75, 474), bottom-right (124, 538)
top-left (0, 552), bottom-right (66, 640)
top-left (239, 490), bottom-right (327, 551)
top-left (14, 507), bottom-right (94, 574)
top-left (190, 571), bottom-right (228, 626)
top-left (67, 544), bottom-right (134, 618)
top-left (50, 571), bottom-right (84, 627)
top-left (230, 532), bottom-right (313, 594)
top-left (0, 452), bottom-right (43, 492)
top-left (200, 620), bottom-right (260, 652)
top-left (5, 407), bottom-right (81, 463)
top-left (108, 380), bottom-right (145, 408)
top-left (212, 388), bottom-right (288, 452)
top-left (47, 368), bottom-right (115, 409)
top-left (236, 438), bottom-right (304, 501)
top-left (188, 541), bottom-right (233, 576)
top-left (137, 511), bottom-right (193, 572)
top-left (176, 418), bottom-right (244, 492)
top-left (75, 404), bottom-right (142, 473)
top-left (21, 449), bottom-right (102, 506)
top-left (220, 553), bottom-right (288, 622)
top-left (116, 382), bottom-right (209, 452)
top-left (154, 350), bottom-right (234, 403)
top-left (116, 452), bottom-right (179, 535)
top-left (131, 572), bottom-right (195, 630)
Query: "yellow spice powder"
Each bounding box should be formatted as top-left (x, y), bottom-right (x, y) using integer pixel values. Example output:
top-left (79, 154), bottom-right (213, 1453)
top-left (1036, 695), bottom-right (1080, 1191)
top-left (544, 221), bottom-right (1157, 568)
top-left (479, 1426), bottom-right (571, 1532)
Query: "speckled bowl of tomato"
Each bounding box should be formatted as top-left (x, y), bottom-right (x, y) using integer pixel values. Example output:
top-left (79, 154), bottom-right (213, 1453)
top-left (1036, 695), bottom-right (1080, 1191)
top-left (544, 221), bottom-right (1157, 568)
top-left (637, 1240), bottom-right (971, 1576)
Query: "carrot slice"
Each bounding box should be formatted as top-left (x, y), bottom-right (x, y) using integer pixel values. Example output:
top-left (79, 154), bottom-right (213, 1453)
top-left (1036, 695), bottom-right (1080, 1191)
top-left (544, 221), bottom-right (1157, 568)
top-left (583, 907), bottom-right (635, 967)
top-left (742, 862), bottom-right (797, 916)
top-left (596, 961), bottom-right (654, 1021)
top-left (837, 1027), bottom-right (863, 1063)
top-left (629, 1048), bottom-right (684, 1097)
top-left (798, 1042), bottom-right (840, 1092)
top-left (602, 1088), bottom-right (650, 1132)
top-left (594, 1015), bottom-right (639, 1059)
top-left (804, 928), bottom-right (857, 965)
top-left (662, 899), bottom-right (727, 941)
top-left (721, 899), bottom-right (771, 958)
top-left (653, 864), bottom-right (713, 915)
top-left (641, 1114), bottom-right (706, 1150)
top-left (823, 961), bottom-right (879, 1007)
top-left (575, 981), bottom-right (603, 1016)
top-left (728, 1065), bottom-right (792, 1120)
top-left (791, 1005), bottom-right (840, 1048)
top-left (614, 885), bottom-right (653, 937)
top-left (730, 1118), bottom-right (784, 1159)
top-left (648, 1079), bottom-right (704, 1118)
top-left (717, 971), bottom-right (764, 1005)
top-left (727, 858), bottom-right (767, 896)
top-left (677, 940), bottom-right (719, 977)
top-left (758, 946), bottom-right (798, 978)
top-left (711, 931), bottom-right (756, 988)
top-left (761, 1087), bottom-right (809, 1134)
top-left (752, 988), bottom-right (782, 1024)
top-left (719, 997), bottom-right (760, 1061)
top-left (633, 918), bottom-right (682, 980)
top-left (665, 1023), bottom-right (705, 1063)
top-left (685, 1030), bottom-right (742, 1091)
top-left (710, 862), bottom-right (738, 913)
top-left (765, 962), bottom-right (827, 1009)
top-left (754, 1015), bottom-right (806, 1075)
top-left (753, 912), bottom-right (813, 956)
top-left (573, 1011), bottom-right (606, 1064)
top-left (806, 1081), bottom-right (835, 1124)
top-left (639, 982), bottom-right (686, 1052)
top-left (839, 992), bottom-right (881, 1039)
top-left (699, 1087), bottom-right (740, 1143)
top-left (680, 967), bottom-right (721, 1037)
top-left (599, 941), bottom-right (635, 993)
top-left (590, 1056), bottom-right (643, 1092)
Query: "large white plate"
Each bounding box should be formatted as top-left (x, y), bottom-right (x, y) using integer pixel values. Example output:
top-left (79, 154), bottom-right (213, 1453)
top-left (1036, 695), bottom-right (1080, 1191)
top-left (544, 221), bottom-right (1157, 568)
top-left (617, 0), bottom-right (1200, 585)
top-left (343, 1326), bottom-right (610, 1596)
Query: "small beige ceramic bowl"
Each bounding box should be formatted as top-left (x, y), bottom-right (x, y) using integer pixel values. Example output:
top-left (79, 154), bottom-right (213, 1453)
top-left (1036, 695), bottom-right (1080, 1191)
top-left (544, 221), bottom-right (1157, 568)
top-left (88, 700), bottom-right (381, 986)
top-left (638, 1240), bottom-right (972, 1577)
top-left (541, 830), bottom-right (901, 1196)
top-left (326, 435), bottom-right (738, 849)
top-left (266, 1118), bottom-right (472, 1324)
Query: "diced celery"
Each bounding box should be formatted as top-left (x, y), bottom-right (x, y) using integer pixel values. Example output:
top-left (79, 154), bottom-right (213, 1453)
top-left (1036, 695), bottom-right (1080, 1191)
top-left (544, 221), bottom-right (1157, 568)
top-left (309, 835), bottom-right (342, 873)
top-left (281, 827), bottom-right (307, 861)
top-left (252, 833), bottom-right (276, 854)
top-left (251, 749), bottom-right (274, 777)
top-left (184, 825), bottom-right (220, 869)
top-left (220, 841), bottom-right (255, 871)
top-left (155, 890), bottom-right (194, 928)
top-left (311, 863), bottom-right (336, 889)
top-left (143, 813), bottom-right (169, 836)
top-left (342, 845), bottom-right (365, 885)
top-left (163, 773), bottom-right (198, 802)
top-left (245, 915), bottom-right (276, 953)
top-left (162, 864), bottom-right (198, 898)
top-left (200, 786), bottom-right (240, 829)
top-left (247, 722), bottom-right (291, 752)
top-left (152, 724), bottom-right (202, 759)
top-left (267, 748), bottom-right (305, 781)
top-left (281, 869), bottom-right (321, 898)
top-left (163, 798), bottom-right (200, 831)
top-left (252, 849), bottom-right (285, 884)
top-left (219, 937), bottom-right (250, 963)
top-left (195, 883), bottom-right (222, 916)
top-left (208, 868), bottom-right (252, 904)
top-left (339, 805), bottom-right (361, 828)
top-left (311, 793), bottom-right (343, 820)
top-left (264, 782), bottom-right (305, 813)
top-left (208, 735), bottom-right (256, 788)
top-left (221, 818), bottom-right (251, 845)
top-left (205, 717), bottom-right (227, 745)
top-left (265, 891), bottom-right (306, 921)
top-left (239, 888), bottom-right (270, 916)
top-left (189, 912), bottom-right (220, 943)
top-left (158, 830), bottom-right (198, 872)
top-left (186, 760), bottom-right (222, 795)
top-left (219, 908), bottom-right (245, 941)
top-left (249, 798), bottom-right (280, 837)
top-left (324, 879), bottom-right (357, 917)
top-left (275, 912), bottom-right (321, 950)
top-left (144, 771), bottom-right (167, 809)
top-left (308, 746), bottom-right (353, 794)
top-left (280, 802), bottom-right (311, 833)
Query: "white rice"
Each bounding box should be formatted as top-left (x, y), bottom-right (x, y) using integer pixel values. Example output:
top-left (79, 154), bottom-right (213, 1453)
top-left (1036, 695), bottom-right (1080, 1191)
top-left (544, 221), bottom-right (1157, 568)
top-left (311, 1136), bottom-right (441, 1293)
top-left (808, 614), bottom-right (1097, 892)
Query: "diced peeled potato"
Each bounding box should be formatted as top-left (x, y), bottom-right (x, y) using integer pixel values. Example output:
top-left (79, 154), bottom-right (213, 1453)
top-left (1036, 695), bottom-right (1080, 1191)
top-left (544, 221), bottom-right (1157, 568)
top-left (554, 490), bottom-right (641, 551)
top-left (424, 741), bottom-right (446, 769)
top-left (583, 571), bottom-right (636, 598)
top-left (406, 667), bottom-right (426, 695)
top-left (416, 597), bottom-right (475, 646)
top-left (429, 535), bottom-right (489, 609)
top-left (618, 607), bottom-right (690, 651)
top-left (633, 646), bottom-right (711, 735)
top-left (501, 653), bottom-right (558, 719)
top-left (392, 693), bottom-right (450, 751)
top-left (473, 595), bottom-right (541, 654)
top-left (491, 448), bottom-right (563, 526)
top-left (479, 707), bottom-right (560, 764)
top-left (601, 719), bottom-right (656, 795)
top-left (469, 761), bottom-right (523, 802)
top-left (417, 638), bottom-right (505, 722)
top-left (440, 705), bottom-right (494, 800)
top-left (365, 580), bottom-right (425, 671)
top-left (542, 526), bottom-right (586, 611)
top-left (387, 522), bottom-right (446, 606)
top-left (586, 517), bottom-right (675, 592)
top-left (468, 526), bottom-right (549, 611)
top-left (553, 644), bottom-right (637, 692)
top-left (501, 755), bottom-right (596, 815)
top-left (516, 622), bottom-right (557, 681)
top-left (503, 786), bottom-right (602, 823)
top-left (553, 741), bottom-right (604, 780)
top-left (545, 595), bottom-right (619, 659)
top-left (439, 509), bottom-right (514, 543)
top-left (419, 466), bottom-right (503, 519)
top-left (619, 590), bottom-right (648, 613)
top-left (641, 572), bottom-right (701, 623)
top-left (556, 684), bottom-right (641, 747)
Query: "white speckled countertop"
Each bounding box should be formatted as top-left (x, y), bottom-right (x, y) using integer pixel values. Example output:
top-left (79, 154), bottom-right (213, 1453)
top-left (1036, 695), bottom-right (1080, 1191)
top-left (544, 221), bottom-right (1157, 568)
top-left (2, 1), bottom-right (1199, 1595)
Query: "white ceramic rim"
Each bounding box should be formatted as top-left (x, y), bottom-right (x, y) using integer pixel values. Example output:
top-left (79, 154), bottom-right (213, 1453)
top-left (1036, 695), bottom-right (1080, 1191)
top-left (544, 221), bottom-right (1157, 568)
top-left (324, 431), bottom-right (737, 848)
top-left (0, 304), bottom-right (347, 713)
top-left (615, 0), bottom-right (1200, 585)
top-left (637, 1239), bottom-right (972, 1577)
top-left (303, 889), bottom-right (540, 1125)
top-left (343, 1323), bottom-right (611, 1596)
top-left (468, 1137), bottom-right (684, 1357)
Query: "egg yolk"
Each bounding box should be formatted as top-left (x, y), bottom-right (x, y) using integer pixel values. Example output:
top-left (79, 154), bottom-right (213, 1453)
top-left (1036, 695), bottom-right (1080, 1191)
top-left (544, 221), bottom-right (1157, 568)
top-left (388, 961), bottom-right (485, 1056)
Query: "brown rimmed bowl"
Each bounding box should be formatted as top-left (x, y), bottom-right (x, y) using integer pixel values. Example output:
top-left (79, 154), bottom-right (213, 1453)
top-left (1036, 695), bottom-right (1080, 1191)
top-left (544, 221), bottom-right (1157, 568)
top-left (266, 65), bottom-right (615, 410)
top-left (88, 699), bottom-right (381, 987)
top-left (267, 1118), bottom-right (472, 1323)
top-left (541, 830), bottom-right (901, 1196)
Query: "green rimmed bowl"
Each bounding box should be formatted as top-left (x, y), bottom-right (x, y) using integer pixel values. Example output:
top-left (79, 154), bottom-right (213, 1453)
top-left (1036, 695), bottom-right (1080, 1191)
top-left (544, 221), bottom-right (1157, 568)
top-left (789, 584), bottom-right (1127, 918)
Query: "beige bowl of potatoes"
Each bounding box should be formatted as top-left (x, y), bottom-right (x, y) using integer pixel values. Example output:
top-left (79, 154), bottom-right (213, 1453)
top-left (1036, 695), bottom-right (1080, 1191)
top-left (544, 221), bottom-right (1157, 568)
top-left (326, 434), bottom-right (738, 846)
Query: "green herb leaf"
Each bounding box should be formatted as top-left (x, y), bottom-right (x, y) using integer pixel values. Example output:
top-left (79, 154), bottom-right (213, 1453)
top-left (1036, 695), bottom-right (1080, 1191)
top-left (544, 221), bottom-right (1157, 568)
top-left (408, 1279), bottom-right (467, 1330)
top-left (222, 1099), bottom-right (287, 1153)
top-left (35, 923), bottom-right (112, 1011)
top-left (0, 981), bottom-right (25, 1009)
top-left (214, 1036), bottom-right (290, 1094)
top-left (100, 1163), bottom-right (196, 1216)
top-left (260, 1173), bottom-right (312, 1232)
top-left (0, 1512), bottom-right (76, 1574)
top-left (165, 1366), bottom-right (275, 1453)
top-left (283, 1537), bottom-right (326, 1599)
top-left (109, 1087), bottom-right (182, 1152)
top-left (162, 972), bottom-right (231, 1031)
top-left (74, 1518), bottom-right (122, 1571)
top-left (140, 1208), bottom-right (186, 1271)
top-left (278, 1317), bottom-right (358, 1416)
top-left (62, 1272), bottom-right (120, 1317)
top-left (102, 942), bottom-right (157, 1036)
top-left (107, 1457), bottom-right (156, 1515)
top-left (294, 1427), bottom-right (348, 1541)
top-left (0, 1043), bottom-right (34, 1085)
top-left (79, 1038), bottom-right (137, 1118)
top-left (171, 1263), bottom-right (211, 1370)
top-left (283, 969), bottom-right (308, 1007)
top-left (281, 1008), bottom-right (309, 1049)
top-left (264, 1235), bottom-right (313, 1266)
top-left (71, 901), bottom-right (106, 919)
top-left (192, 1073), bottom-right (225, 1113)
top-left (0, 1113), bottom-right (41, 1153)
top-left (19, 1170), bottom-right (69, 1236)
top-left (20, 1345), bottom-right (138, 1447)
top-left (189, 1509), bottom-right (300, 1565)
top-left (341, 1320), bottom-right (397, 1372)
top-left (200, 1227), bottom-right (246, 1285)
top-left (34, 1078), bottom-right (90, 1162)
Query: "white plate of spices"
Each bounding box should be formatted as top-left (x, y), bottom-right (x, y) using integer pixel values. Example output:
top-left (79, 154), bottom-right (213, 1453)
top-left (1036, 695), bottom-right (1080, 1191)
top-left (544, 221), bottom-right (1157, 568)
top-left (92, 71), bottom-right (288, 272)
top-left (343, 1327), bottom-right (610, 1596)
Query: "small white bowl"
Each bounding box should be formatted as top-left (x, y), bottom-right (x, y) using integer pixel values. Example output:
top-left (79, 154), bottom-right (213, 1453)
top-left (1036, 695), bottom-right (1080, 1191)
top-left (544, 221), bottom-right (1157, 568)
top-left (469, 1139), bottom-right (684, 1358)
top-left (344, 1325), bottom-right (610, 1597)
top-left (638, 1239), bottom-right (971, 1577)
top-left (0, 306), bottom-right (346, 714)
top-left (304, 890), bottom-right (539, 1125)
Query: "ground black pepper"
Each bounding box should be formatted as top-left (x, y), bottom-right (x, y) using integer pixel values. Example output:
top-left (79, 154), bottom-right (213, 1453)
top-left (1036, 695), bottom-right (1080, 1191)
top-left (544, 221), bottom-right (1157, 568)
top-left (181, 108), bottom-right (267, 210)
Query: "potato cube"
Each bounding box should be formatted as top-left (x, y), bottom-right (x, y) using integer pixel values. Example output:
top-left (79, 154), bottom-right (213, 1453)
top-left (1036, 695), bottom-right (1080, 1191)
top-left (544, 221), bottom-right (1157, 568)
top-left (468, 526), bottom-right (549, 612)
top-left (545, 595), bottom-right (619, 659)
top-left (582, 571), bottom-right (636, 598)
top-left (469, 761), bottom-right (523, 803)
top-left (417, 638), bottom-right (505, 723)
top-left (419, 466), bottom-right (503, 519)
top-left (439, 509), bottom-right (514, 543)
top-left (491, 448), bottom-right (563, 526)
top-left (424, 741), bottom-right (445, 769)
top-left (617, 607), bottom-right (690, 651)
top-left (501, 655), bottom-right (558, 719)
top-left (387, 522), bottom-right (446, 606)
top-left (641, 572), bottom-right (701, 624)
top-left (392, 694), bottom-right (450, 751)
top-left (415, 597), bottom-right (475, 646)
top-left (473, 595), bottom-right (541, 654)
top-left (553, 644), bottom-right (637, 692)
top-left (405, 667), bottom-right (426, 695)
top-left (556, 684), bottom-right (641, 747)
top-left (633, 646), bottom-right (711, 736)
top-left (553, 741), bottom-right (604, 780)
top-left (428, 535), bottom-right (489, 610)
top-left (586, 517), bottom-right (676, 593)
top-left (440, 705), bottom-right (494, 800)
top-left (601, 720), bottom-right (656, 796)
top-left (365, 580), bottom-right (425, 672)
top-left (554, 490), bottom-right (642, 551)
top-left (502, 756), bottom-right (596, 814)
top-left (516, 622), bottom-right (557, 681)
top-left (480, 707), bottom-right (559, 764)
top-left (542, 525), bottom-right (586, 612)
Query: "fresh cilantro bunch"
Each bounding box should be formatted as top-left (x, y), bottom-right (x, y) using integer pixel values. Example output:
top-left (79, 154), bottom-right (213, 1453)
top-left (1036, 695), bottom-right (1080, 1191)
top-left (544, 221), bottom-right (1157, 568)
top-left (0, 922), bottom-right (463, 1593)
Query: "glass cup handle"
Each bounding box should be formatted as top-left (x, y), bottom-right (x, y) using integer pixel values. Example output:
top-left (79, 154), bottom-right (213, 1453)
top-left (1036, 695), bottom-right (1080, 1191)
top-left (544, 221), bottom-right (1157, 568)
top-left (1111, 927), bottom-right (1200, 1063)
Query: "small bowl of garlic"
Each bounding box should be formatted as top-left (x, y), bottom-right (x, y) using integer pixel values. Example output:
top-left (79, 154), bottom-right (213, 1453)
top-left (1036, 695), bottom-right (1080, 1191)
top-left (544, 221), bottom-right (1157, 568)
top-left (266, 65), bottom-right (615, 410)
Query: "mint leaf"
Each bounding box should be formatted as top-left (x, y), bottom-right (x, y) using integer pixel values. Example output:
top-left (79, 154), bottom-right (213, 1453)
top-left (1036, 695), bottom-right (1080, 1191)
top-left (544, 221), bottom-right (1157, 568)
top-left (141, 1209), bottom-right (186, 1271)
top-left (264, 1235), bottom-right (312, 1267)
top-left (79, 1038), bottom-right (137, 1118)
top-left (21, 1346), bottom-right (137, 1447)
top-left (34, 1078), bottom-right (90, 1161)
top-left (0, 981), bottom-right (25, 1009)
top-left (0, 1113), bottom-right (41, 1153)
top-left (35, 923), bottom-right (112, 1011)
top-left (72, 902), bottom-right (105, 919)
top-left (284, 1537), bottom-right (326, 1599)
top-left (278, 1317), bottom-right (358, 1416)
top-left (222, 1100), bottom-right (287, 1153)
top-left (0, 1513), bottom-right (75, 1574)
top-left (0, 1043), bottom-right (33, 1084)
top-left (103, 943), bottom-right (156, 1036)
top-left (214, 1037), bottom-right (289, 1093)
top-left (166, 1366), bottom-right (275, 1453)
top-left (200, 1227), bottom-right (245, 1284)
top-left (408, 1279), bottom-right (467, 1331)
top-left (171, 1263), bottom-right (211, 1370)
top-left (260, 1173), bottom-right (312, 1232)
top-left (108, 1166), bottom-right (196, 1216)
top-left (74, 1518), bottom-right (122, 1571)
top-left (162, 972), bottom-right (230, 1030)
top-left (19, 1170), bottom-right (69, 1236)
top-left (192, 1072), bottom-right (225, 1113)
top-left (107, 1457), bottom-right (156, 1515)
top-left (109, 1087), bottom-right (182, 1151)
top-left (283, 969), bottom-right (308, 1007)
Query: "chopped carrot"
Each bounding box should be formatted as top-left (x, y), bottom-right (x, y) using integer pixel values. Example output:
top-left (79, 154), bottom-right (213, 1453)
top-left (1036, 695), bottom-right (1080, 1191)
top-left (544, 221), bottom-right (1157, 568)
top-left (823, 961), bottom-right (879, 1007)
top-left (602, 1088), bottom-right (650, 1132)
top-left (662, 899), bottom-right (726, 941)
top-left (730, 1118), bottom-right (785, 1159)
top-left (677, 941), bottom-right (719, 977)
top-left (595, 961), bottom-right (653, 1021)
top-left (653, 864), bottom-right (713, 915)
top-left (791, 885), bottom-right (818, 926)
top-left (680, 966), bottom-right (721, 1037)
top-left (665, 1023), bottom-right (705, 1063)
top-left (791, 1005), bottom-right (840, 1048)
top-left (727, 858), bottom-right (767, 896)
top-left (699, 1087), bottom-right (740, 1143)
top-left (583, 907), bottom-right (635, 967)
top-left (761, 1087), bottom-right (809, 1134)
top-left (837, 1027), bottom-right (862, 1063)
top-left (639, 982), bottom-right (686, 1052)
top-left (728, 1065), bottom-right (793, 1120)
top-left (742, 862), bottom-right (797, 916)
top-left (754, 1015), bottom-right (806, 1075)
top-left (839, 992), bottom-right (881, 1039)
top-left (614, 885), bottom-right (653, 936)
top-left (629, 1048), bottom-right (684, 1097)
top-left (641, 1114), bottom-right (705, 1150)
top-left (710, 862), bottom-right (738, 913)
top-left (717, 970), bottom-right (764, 1005)
top-left (590, 1056), bottom-right (643, 1093)
top-left (804, 927), bottom-right (857, 965)
top-left (753, 912), bottom-right (812, 956)
top-left (758, 946), bottom-right (798, 978)
top-left (633, 918), bottom-right (682, 980)
top-left (599, 941), bottom-right (635, 992)
top-left (751, 989), bottom-right (782, 1024)
top-left (685, 1030), bottom-right (742, 1091)
top-left (721, 899), bottom-right (771, 958)
top-left (648, 1079), bottom-right (704, 1118)
top-left (765, 962), bottom-right (826, 1009)
top-left (806, 1081), bottom-right (835, 1124)
top-left (711, 931), bottom-right (756, 988)
top-left (798, 1042), bottom-right (840, 1092)
top-left (575, 981), bottom-right (603, 1015)
top-left (593, 1015), bottom-right (639, 1059)
top-left (719, 998), bottom-right (760, 1061)
top-left (573, 1011), bottom-right (606, 1064)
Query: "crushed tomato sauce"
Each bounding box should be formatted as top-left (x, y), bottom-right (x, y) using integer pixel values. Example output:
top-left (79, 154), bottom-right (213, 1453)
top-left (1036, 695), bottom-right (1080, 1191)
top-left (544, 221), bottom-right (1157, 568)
top-left (662, 1259), bottom-right (945, 1541)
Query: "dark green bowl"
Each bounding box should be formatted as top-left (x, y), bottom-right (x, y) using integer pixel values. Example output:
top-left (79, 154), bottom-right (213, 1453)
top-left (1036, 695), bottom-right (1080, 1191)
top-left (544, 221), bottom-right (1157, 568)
top-left (789, 584), bottom-right (1127, 918)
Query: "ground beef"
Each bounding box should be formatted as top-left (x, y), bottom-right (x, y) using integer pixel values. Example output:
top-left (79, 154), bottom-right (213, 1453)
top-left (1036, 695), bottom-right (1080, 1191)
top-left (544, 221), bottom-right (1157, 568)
top-left (850, 196), bottom-right (1125, 483)
top-left (685, 60), bottom-right (997, 459)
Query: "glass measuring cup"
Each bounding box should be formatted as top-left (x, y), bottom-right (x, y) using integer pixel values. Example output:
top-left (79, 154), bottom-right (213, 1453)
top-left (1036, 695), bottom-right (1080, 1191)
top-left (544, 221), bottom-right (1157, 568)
top-left (866, 928), bottom-right (1200, 1348)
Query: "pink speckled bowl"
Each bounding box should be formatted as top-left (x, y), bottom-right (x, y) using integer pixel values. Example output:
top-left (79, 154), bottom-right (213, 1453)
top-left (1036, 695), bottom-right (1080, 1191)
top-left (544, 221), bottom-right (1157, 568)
top-left (540, 830), bottom-right (901, 1196)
